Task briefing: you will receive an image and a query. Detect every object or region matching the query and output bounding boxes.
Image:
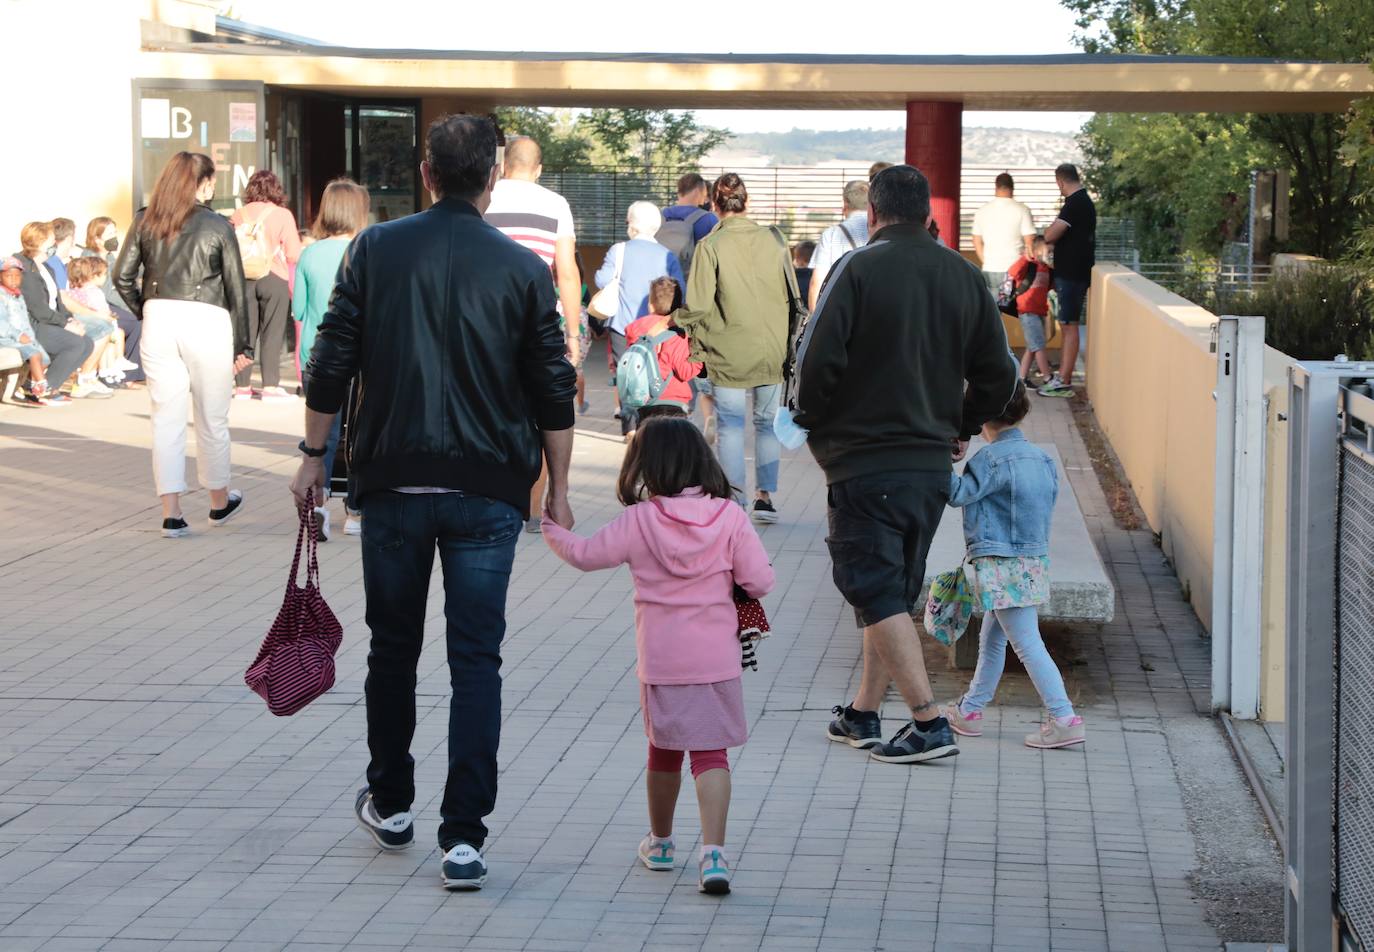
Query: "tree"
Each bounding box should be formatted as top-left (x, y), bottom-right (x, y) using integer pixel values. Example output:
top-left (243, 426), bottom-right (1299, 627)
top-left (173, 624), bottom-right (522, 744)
top-left (1062, 0), bottom-right (1374, 258)
top-left (1079, 112), bottom-right (1279, 259)
top-left (580, 109), bottom-right (728, 179)
top-left (1345, 61), bottom-right (1374, 257)
top-left (492, 107), bottom-right (593, 170)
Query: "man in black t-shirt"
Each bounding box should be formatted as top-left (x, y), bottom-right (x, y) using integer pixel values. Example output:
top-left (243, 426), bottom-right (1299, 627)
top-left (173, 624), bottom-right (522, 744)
top-left (1040, 163), bottom-right (1096, 396)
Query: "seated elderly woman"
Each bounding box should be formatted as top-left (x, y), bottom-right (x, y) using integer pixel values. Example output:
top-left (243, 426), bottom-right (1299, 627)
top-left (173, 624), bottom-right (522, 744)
top-left (594, 200), bottom-right (685, 436)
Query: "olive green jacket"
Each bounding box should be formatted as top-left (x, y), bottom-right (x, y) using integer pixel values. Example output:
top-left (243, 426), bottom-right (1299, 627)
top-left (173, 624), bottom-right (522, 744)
top-left (673, 215), bottom-right (799, 389)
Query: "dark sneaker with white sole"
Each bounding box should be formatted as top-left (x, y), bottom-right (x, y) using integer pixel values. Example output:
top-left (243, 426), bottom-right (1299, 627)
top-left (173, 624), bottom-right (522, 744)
top-left (353, 786), bottom-right (414, 851)
top-left (161, 517), bottom-right (190, 539)
top-left (441, 842), bottom-right (487, 890)
top-left (869, 716), bottom-right (961, 764)
top-left (751, 499), bottom-right (779, 525)
top-left (208, 490), bottom-right (245, 527)
top-left (826, 704), bottom-right (884, 749)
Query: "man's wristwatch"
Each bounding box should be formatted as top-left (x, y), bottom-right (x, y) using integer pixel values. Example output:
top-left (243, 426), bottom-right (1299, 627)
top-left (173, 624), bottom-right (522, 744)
top-left (298, 440), bottom-right (327, 458)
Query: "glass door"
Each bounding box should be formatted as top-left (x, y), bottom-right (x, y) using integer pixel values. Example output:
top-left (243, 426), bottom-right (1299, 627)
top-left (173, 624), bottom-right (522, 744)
top-left (353, 104), bottom-right (419, 224)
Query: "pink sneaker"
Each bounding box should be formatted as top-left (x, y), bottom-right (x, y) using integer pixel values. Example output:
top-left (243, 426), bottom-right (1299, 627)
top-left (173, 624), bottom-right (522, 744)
top-left (1025, 715), bottom-right (1085, 749)
top-left (941, 701), bottom-right (983, 737)
top-left (233, 386), bottom-right (254, 400)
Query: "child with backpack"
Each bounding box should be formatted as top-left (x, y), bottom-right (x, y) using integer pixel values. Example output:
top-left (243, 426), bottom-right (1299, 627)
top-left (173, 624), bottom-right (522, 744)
top-left (620, 276), bottom-right (703, 439)
top-left (1007, 236), bottom-right (1057, 390)
top-left (541, 416), bottom-right (775, 894)
top-left (939, 382), bottom-right (1086, 749)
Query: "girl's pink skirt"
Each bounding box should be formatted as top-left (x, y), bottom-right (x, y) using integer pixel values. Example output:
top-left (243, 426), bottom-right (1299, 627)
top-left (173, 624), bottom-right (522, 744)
top-left (640, 677), bottom-right (747, 751)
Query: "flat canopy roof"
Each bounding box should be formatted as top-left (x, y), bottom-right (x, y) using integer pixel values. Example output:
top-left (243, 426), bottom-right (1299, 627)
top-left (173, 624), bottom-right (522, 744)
top-left (138, 43), bottom-right (1374, 113)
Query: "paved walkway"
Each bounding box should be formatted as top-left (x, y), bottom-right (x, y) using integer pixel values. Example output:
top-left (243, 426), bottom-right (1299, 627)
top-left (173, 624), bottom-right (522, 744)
top-left (0, 371), bottom-right (1272, 951)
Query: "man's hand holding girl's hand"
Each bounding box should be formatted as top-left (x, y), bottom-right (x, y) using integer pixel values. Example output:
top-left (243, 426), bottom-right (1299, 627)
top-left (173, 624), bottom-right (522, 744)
top-left (543, 495), bottom-right (575, 531)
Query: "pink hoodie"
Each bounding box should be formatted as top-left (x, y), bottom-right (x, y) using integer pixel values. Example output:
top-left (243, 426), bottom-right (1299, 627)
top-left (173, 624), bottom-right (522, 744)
top-left (542, 489), bottom-right (775, 685)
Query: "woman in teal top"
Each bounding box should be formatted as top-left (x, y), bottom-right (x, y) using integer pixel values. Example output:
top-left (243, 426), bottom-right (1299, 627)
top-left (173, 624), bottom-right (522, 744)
top-left (293, 178), bottom-right (370, 537)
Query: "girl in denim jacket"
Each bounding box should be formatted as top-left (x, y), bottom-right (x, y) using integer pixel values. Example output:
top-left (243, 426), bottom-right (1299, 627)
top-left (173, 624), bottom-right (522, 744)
top-left (940, 383), bottom-right (1085, 749)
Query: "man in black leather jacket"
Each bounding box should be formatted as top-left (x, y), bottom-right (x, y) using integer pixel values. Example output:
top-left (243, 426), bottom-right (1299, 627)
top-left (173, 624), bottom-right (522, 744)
top-left (290, 114), bottom-right (577, 891)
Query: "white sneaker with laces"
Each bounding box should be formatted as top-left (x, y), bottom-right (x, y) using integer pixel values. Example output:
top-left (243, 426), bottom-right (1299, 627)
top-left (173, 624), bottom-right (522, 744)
top-left (344, 510), bottom-right (363, 536)
top-left (313, 506), bottom-right (331, 542)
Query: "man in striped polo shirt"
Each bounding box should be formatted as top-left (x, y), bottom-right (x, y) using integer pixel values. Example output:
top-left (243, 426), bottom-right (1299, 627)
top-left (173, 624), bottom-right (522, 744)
top-left (485, 136), bottom-right (584, 530)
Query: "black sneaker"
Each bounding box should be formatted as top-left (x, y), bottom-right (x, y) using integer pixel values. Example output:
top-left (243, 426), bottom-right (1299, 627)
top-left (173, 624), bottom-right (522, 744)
top-left (826, 704), bottom-right (884, 749)
top-left (869, 717), bottom-right (961, 764)
top-left (440, 842), bottom-right (487, 890)
top-left (751, 498), bottom-right (779, 525)
top-left (208, 490), bottom-right (245, 527)
top-left (161, 516), bottom-right (190, 539)
top-left (354, 787), bottom-right (414, 851)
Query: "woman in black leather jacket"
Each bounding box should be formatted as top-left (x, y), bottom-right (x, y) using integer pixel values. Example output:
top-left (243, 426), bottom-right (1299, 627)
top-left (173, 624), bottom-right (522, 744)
top-left (114, 151), bottom-right (253, 538)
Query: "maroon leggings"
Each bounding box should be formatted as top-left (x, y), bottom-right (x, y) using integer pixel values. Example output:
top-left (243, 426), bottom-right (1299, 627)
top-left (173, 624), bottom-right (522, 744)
top-left (647, 742), bottom-right (729, 778)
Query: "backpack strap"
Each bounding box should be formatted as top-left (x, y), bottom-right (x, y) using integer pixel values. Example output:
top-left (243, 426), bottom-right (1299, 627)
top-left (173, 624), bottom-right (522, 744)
top-left (837, 222), bottom-right (858, 249)
top-left (684, 208), bottom-right (708, 228)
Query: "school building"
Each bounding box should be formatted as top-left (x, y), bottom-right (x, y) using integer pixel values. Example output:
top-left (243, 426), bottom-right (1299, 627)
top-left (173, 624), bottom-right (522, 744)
top-left (3, 0), bottom-right (1371, 251)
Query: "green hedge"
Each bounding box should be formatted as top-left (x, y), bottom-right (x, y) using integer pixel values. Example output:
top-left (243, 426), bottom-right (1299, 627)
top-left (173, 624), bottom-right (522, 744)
top-left (1155, 263), bottom-right (1374, 361)
top-left (1245, 264), bottom-right (1374, 361)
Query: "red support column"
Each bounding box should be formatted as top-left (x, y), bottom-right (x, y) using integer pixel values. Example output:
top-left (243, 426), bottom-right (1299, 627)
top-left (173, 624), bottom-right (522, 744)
top-left (904, 101), bottom-right (962, 249)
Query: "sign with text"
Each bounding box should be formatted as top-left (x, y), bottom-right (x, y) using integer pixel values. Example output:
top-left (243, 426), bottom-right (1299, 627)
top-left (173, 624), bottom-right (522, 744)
top-left (136, 85), bottom-right (264, 215)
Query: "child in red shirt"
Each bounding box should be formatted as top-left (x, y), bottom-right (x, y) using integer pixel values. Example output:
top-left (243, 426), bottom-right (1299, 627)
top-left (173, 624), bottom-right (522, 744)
top-left (623, 276), bottom-right (703, 433)
top-left (1008, 236), bottom-right (1055, 386)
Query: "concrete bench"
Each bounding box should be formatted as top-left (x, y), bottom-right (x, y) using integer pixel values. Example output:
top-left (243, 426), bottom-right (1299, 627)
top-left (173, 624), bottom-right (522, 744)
top-left (919, 443), bottom-right (1116, 667)
top-left (0, 347), bottom-right (24, 404)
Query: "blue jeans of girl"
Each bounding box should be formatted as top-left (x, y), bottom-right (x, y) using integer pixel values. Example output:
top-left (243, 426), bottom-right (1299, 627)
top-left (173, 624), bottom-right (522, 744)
top-left (960, 606), bottom-right (1076, 719)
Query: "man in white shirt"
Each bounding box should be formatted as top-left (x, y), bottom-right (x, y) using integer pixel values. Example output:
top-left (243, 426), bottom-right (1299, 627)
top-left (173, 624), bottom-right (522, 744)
top-left (483, 136), bottom-right (583, 531)
top-left (971, 173), bottom-right (1036, 296)
top-left (807, 179), bottom-right (870, 311)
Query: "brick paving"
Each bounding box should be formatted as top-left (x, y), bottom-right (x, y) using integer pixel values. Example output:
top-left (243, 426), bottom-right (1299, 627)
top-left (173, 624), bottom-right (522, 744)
top-left (0, 371), bottom-right (1240, 951)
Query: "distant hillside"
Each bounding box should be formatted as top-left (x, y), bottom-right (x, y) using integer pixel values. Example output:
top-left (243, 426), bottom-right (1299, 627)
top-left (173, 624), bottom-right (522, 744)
top-left (721, 126), bottom-right (1083, 167)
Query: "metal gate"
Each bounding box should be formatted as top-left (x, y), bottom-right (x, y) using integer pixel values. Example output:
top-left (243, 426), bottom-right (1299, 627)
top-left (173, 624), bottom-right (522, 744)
top-left (1287, 362), bottom-right (1374, 952)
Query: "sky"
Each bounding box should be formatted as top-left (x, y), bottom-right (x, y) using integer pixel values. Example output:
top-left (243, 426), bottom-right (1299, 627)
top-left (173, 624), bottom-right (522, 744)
top-left (229, 0), bottom-right (1093, 134)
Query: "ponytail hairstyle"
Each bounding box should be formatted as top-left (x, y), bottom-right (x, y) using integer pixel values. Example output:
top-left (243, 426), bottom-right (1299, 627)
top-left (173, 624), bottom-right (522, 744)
top-left (142, 152), bottom-right (215, 242)
top-left (711, 172), bottom-right (748, 215)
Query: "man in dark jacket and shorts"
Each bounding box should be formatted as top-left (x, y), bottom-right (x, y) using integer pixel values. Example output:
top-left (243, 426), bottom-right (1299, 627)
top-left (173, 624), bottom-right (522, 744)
top-left (792, 164), bottom-right (1019, 764)
top-left (291, 114), bottom-right (578, 889)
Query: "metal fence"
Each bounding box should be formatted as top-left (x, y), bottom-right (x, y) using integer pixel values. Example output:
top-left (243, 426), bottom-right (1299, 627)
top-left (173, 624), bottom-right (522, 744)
top-left (1286, 362), bottom-right (1374, 952)
top-left (540, 164), bottom-right (1139, 262)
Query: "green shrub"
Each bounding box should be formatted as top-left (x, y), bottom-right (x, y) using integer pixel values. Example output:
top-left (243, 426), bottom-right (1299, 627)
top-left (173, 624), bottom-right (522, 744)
top-left (1243, 263), bottom-right (1374, 361)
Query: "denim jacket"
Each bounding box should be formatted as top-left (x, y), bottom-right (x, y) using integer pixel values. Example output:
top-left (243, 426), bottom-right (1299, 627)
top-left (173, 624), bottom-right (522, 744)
top-left (947, 428), bottom-right (1058, 558)
top-left (0, 291), bottom-right (37, 345)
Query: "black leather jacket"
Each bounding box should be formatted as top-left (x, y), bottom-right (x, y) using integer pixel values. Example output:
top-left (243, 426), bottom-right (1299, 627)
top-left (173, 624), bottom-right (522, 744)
top-left (305, 198), bottom-right (577, 515)
top-left (113, 204), bottom-right (251, 357)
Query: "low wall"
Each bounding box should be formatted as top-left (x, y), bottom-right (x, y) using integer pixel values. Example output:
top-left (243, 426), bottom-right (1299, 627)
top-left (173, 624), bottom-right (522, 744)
top-left (1087, 264), bottom-right (1292, 720)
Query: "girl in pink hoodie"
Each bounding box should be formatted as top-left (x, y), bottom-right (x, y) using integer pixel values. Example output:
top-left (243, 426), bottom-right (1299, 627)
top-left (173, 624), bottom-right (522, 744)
top-left (542, 416), bottom-right (775, 895)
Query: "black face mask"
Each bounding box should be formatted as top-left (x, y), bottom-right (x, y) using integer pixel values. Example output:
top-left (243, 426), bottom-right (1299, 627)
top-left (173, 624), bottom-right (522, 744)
top-left (104, 237), bottom-right (118, 252)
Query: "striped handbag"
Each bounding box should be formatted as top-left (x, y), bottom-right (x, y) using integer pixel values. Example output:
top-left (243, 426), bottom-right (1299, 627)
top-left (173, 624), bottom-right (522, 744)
top-left (245, 491), bottom-right (343, 715)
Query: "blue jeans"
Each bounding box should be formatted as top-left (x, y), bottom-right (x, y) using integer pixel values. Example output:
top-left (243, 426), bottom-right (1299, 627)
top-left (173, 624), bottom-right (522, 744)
top-left (960, 606), bottom-right (1075, 719)
top-left (360, 490), bottom-right (522, 849)
top-left (713, 383), bottom-right (781, 501)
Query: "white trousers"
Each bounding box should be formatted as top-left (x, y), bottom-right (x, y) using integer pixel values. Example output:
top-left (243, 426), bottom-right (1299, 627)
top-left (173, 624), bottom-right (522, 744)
top-left (141, 299), bottom-right (234, 496)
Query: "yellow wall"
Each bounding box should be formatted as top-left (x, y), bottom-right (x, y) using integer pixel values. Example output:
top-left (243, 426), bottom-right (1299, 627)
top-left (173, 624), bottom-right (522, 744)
top-left (0, 3), bottom-right (140, 251)
top-left (1087, 266), bottom-right (1218, 628)
top-left (1087, 264), bottom-right (1294, 720)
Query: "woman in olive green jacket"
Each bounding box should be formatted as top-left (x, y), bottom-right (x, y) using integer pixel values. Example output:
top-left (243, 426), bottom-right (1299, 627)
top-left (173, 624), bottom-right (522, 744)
top-left (674, 173), bottom-right (801, 525)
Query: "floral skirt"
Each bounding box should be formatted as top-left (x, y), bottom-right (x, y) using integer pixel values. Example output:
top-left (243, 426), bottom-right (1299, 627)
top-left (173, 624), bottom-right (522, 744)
top-left (970, 555), bottom-right (1051, 612)
top-left (640, 678), bottom-right (748, 751)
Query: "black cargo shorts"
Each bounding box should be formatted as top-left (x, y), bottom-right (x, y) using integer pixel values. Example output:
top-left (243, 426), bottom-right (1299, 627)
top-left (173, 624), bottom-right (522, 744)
top-left (825, 470), bottom-right (951, 628)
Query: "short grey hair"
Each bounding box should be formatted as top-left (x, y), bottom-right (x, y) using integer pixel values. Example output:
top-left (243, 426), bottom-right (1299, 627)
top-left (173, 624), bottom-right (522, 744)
top-left (842, 179), bottom-right (869, 212)
top-left (626, 201), bottom-right (662, 239)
